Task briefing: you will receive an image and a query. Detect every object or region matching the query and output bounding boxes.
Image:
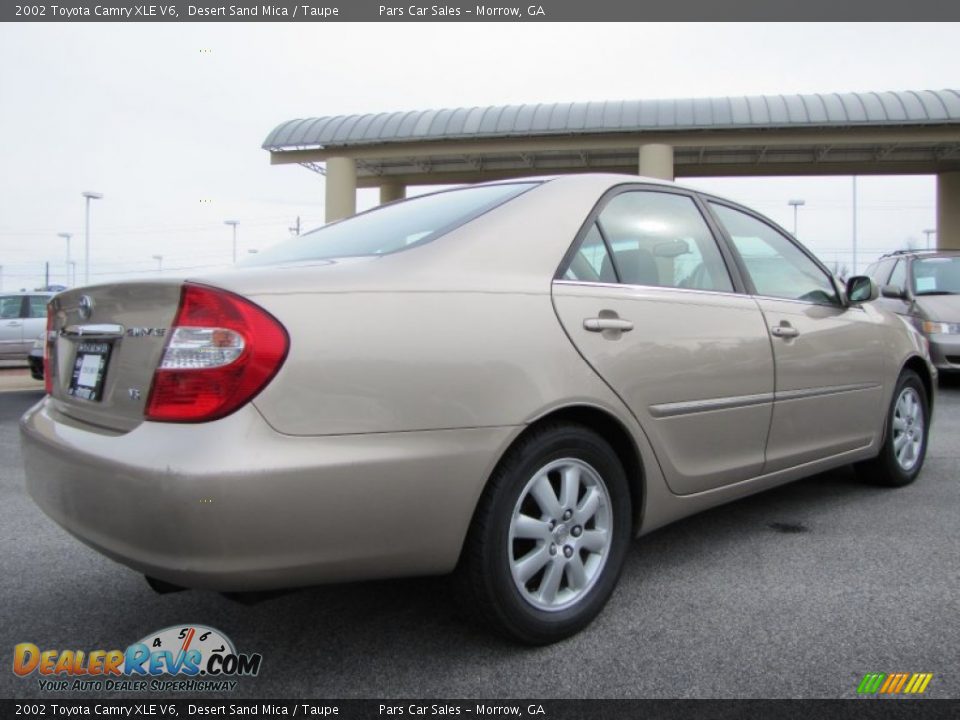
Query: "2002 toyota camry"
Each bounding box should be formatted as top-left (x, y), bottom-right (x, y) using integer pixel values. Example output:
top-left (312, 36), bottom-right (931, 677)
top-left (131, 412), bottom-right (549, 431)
top-left (21, 174), bottom-right (935, 644)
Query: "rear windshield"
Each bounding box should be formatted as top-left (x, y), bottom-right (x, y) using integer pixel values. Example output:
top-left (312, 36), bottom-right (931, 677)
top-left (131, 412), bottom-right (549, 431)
top-left (242, 182), bottom-right (537, 266)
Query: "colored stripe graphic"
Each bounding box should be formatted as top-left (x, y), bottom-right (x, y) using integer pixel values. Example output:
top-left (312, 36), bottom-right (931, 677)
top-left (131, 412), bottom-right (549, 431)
top-left (857, 673), bottom-right (886, 694)
top-left (858, 672), bottom-right (932, 694)
top-left (906, 673), bottom-right (933, 694)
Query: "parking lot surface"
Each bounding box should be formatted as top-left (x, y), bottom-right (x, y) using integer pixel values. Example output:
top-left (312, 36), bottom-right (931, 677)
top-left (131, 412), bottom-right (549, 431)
top-left (1, 371), bottom-right (957, 699)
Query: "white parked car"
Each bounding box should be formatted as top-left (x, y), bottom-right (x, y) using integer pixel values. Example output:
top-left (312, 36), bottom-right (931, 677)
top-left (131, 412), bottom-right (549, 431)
top-left (0, 292), bottom-right (53, 360)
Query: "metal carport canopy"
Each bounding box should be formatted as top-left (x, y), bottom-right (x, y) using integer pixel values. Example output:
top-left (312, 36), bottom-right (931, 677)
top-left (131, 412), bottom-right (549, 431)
top-left (264, 89), bottom-right (960, 185)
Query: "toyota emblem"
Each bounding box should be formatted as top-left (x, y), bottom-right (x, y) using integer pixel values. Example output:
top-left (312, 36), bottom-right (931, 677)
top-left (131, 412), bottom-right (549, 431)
top-left (78, 295), bottom-right (94, 320)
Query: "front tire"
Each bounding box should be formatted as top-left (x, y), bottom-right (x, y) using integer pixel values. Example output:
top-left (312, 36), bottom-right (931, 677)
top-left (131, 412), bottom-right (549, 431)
top-left (459, 423), bottom-right (632, 645)
top-left (857, 369), bottom-right (929, 487)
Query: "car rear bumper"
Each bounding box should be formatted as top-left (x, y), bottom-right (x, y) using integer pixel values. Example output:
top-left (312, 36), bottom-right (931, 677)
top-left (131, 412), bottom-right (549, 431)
top-left (20, 398), bottom-right (513, 591)
top-left (929, 334), bottom-right (960, 371)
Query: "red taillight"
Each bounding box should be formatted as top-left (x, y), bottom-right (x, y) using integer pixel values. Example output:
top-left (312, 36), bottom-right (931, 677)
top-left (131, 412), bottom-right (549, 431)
top-left (43, 304), bottom-right (54, 395)
top-left (145, 283), bottom-right (289, 423)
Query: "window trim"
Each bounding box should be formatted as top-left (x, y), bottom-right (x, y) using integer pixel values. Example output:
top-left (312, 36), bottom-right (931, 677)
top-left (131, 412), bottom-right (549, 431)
top-left (702, 196), bottom-right (847, 308)
top-left (553, 278), bottom-right (749, 301)
top-left (554, 183), bottom-right (747, 295)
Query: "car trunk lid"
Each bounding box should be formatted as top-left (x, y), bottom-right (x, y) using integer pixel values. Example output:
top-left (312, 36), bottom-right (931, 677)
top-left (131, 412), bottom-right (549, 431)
top-left (47, 282), bottom-right (183, 432)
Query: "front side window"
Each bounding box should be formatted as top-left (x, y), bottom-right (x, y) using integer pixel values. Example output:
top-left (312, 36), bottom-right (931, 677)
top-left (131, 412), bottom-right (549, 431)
top-left (869, 258), bottom-right (896, 285)
top-left (241, 183), bottom-right (536, 266)
top-left (912, 256), bottom-right (960, 295)
top-left (562, 191), bottom-right (733, 292)
top-left (27, 296), bottom-right (48, 319)
top-left (710, 203), bottom-right (839, 306)
top-left (888, 259), bottom-right (907, 291)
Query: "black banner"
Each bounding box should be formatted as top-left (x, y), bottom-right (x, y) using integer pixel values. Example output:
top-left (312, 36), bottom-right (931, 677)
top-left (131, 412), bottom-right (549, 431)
top-left (3, 700), bottom-right (960, 719)
top-left (4, 0), bottom-right (960, 22)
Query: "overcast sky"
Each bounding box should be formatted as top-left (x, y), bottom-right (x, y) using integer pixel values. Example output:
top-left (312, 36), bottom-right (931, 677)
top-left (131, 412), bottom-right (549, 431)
top-left (0, 22), bottom-right (956, 289)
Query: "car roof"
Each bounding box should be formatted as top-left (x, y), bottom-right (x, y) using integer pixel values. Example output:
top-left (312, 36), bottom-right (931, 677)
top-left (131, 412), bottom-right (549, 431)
top-left (879, 249), bottom-right (960, 260)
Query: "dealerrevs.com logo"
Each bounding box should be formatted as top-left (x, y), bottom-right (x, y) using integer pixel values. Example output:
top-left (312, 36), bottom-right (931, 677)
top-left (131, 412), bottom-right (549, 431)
top-left (13, 625), bottom-right (262, 692)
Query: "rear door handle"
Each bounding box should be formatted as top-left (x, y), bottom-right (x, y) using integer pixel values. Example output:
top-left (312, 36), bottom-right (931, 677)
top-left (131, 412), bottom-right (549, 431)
top-left (584, 318), bottom-right (634, 332)
top-left (770, 324), bottom-right (799, 339)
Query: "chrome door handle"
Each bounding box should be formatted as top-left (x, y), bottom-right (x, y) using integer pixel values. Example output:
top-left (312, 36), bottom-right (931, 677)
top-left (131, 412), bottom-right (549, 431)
top-left (4, 321), bottom-right (21, 326)
top-left (770, 325), bottom-right (799, 338)
top-left (584, 318), bottom-right (634, 332)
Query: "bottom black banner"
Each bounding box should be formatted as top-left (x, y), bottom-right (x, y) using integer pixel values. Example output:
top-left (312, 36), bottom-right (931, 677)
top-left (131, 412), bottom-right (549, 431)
top-left (3, 699), bottom-right (960, 719)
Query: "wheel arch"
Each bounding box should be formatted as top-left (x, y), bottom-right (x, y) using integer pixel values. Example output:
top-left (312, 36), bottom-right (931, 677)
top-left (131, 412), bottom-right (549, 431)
top-left (490, 404), bottom-right (646, 535)
top-left (901, 354), bottom-right (935, 415)
top-left (876, 354), bottom-right (935, 447)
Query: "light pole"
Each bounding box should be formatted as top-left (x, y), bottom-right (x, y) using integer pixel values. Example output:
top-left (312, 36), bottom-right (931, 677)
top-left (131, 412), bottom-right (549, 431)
top-left (787, 199), bottom-right (805, 237)
top-left (152, 254), bottom-right (163, 272)
top-left (58, 232), bottom-right (72, 286)
top-left (81, 191), bottom-right (103, 285)
top-left (224, 220), bottom-right (239, 263)
top-left (923, 228), bottom-right (936, 250)
top-left (851, 177), bottom-right (858, 275)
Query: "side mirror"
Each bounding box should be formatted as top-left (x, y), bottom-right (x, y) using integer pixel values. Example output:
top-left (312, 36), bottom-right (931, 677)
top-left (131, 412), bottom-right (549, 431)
top-left (881, 284), bottom-right (909, 300)
top-left (846, 275), bottom-right (879, 304)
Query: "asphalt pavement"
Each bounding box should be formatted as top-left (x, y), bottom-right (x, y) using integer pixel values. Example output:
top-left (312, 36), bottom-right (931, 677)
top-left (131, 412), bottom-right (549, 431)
top-left (1, 373), bottom-right (957, 699)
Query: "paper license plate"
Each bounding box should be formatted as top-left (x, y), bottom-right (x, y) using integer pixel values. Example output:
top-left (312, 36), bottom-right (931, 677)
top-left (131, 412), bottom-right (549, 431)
top-left (68, 341), bottom-right (112, 402)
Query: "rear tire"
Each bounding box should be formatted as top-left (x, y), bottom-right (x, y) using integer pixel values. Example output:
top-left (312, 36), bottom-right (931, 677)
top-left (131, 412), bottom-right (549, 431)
top-left (856, 369), bottom-right (929, 487)
top-left (458, 423), bottom-right (632, 645)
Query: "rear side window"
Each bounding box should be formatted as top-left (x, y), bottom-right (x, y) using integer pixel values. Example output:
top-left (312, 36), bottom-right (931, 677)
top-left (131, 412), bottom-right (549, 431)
top-left (560, 191), bottom-right (733, 293)
top-left (242, 183), bottom-right (536, 266)
top-left (562, 224), bottom-right (610, 282)
top-left (0, 296), bottom-right (22, 319)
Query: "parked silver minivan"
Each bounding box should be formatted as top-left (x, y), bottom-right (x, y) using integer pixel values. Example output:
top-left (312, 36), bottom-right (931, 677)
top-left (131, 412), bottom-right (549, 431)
top-left (865, 250), bottom-right (960, 372)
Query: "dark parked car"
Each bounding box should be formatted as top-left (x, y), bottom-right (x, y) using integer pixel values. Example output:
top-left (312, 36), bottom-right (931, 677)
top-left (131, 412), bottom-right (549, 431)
top-left (865, 250), bottom-right (960, 372)
top-left (28, 334), bottom-right (44, 380)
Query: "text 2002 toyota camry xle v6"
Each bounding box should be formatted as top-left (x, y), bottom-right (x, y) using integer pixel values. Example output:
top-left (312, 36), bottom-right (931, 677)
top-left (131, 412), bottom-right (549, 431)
top-left (21, 175), bottom-right (935, 644)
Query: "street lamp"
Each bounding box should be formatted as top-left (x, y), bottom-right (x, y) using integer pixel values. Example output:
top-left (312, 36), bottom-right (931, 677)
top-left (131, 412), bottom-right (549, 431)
top-left (787, 199), bottom-right (806, 237)
top-left (851, 177), bottom-right (858, 274)
top-left (58, 232), bottom-right (72, 286)
top-left (152, 254), bottom-right (163, 272)
top-left (923, 228), bottom-right (936, 250)
top-left (224, 220), bottom-right (239, 263)
top-left (81, 191), bottom-right (103, 285)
